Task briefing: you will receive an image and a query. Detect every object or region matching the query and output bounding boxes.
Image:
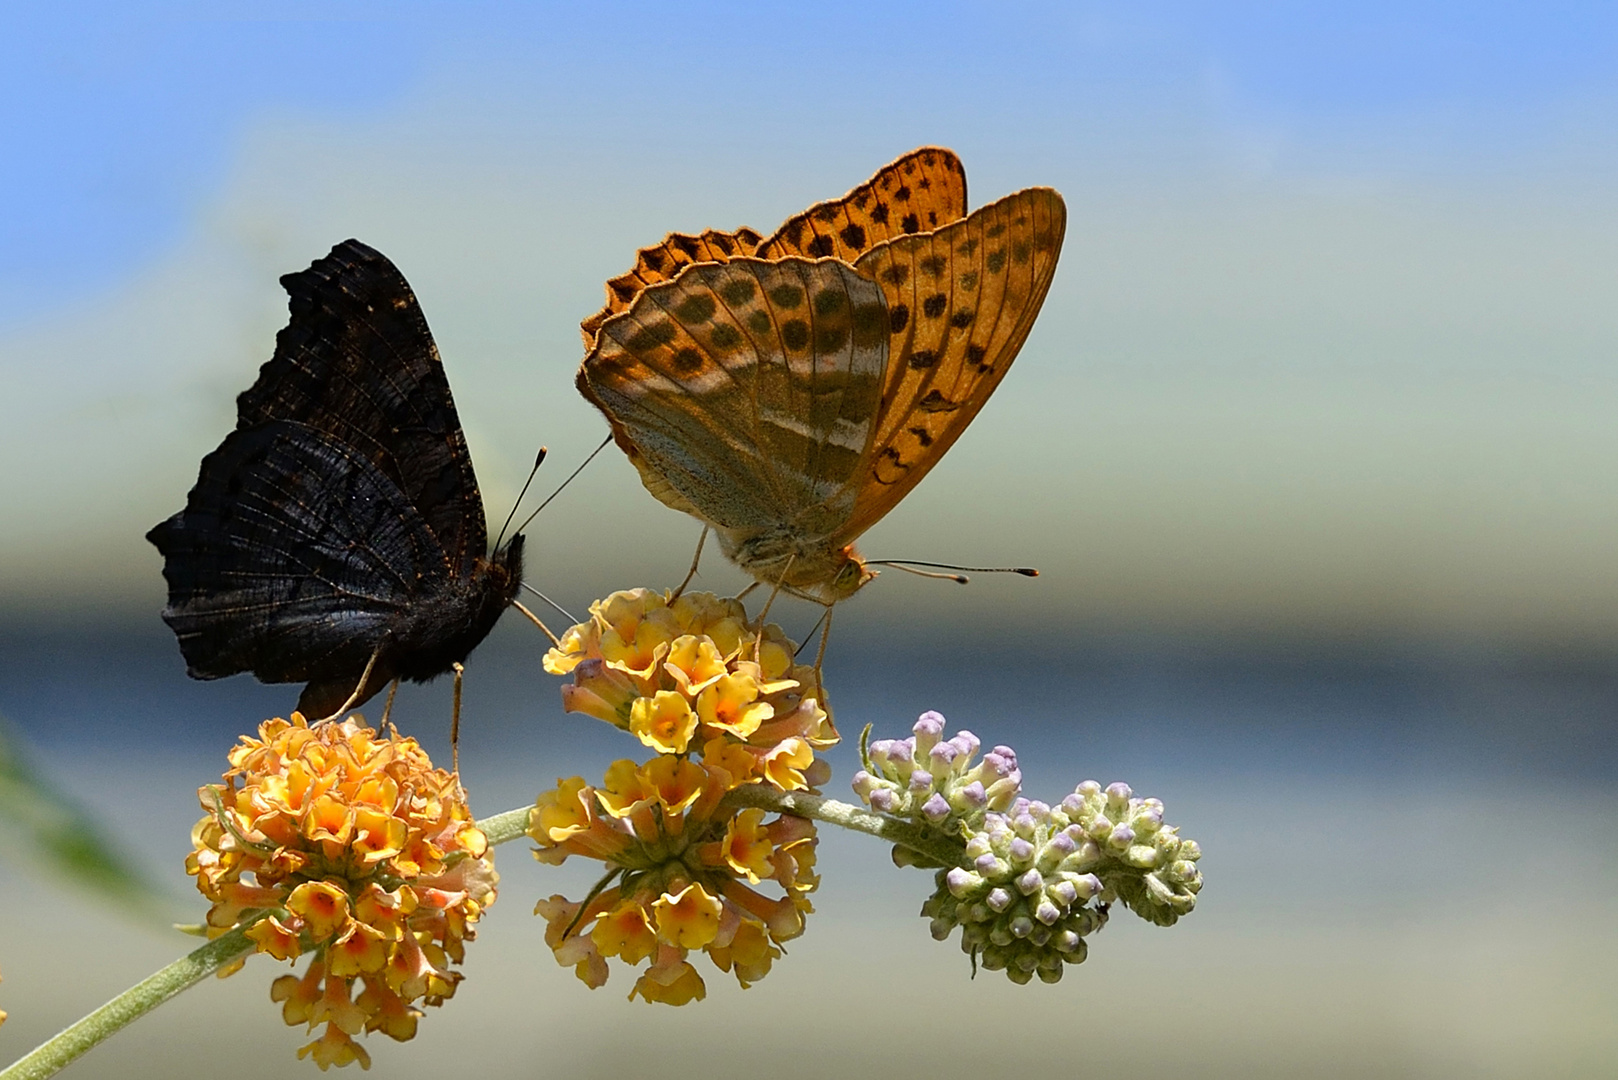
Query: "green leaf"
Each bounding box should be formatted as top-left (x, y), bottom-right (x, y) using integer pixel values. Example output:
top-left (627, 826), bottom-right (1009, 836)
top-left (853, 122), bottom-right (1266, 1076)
top-left (0, 713), bottom-right (177, 925)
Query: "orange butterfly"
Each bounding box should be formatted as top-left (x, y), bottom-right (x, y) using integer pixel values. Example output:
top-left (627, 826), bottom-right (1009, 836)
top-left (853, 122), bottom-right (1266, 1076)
top-left (577, 148), bottom-right (1065, 605)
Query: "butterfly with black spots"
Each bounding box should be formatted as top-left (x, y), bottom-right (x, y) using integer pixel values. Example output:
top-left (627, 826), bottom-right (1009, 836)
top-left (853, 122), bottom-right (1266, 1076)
top-left (147, 240), bottom-right (523, 719)
top-left (577, 148), bottom-right (1064, 604)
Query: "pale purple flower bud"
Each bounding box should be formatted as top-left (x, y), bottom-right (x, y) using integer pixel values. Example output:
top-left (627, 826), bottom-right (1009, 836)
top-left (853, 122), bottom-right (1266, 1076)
top-left (1048, 879), bottom-right (1078, 907)
top-left (1009, 914), bottom-right (1034, 939)
top-left (1106, 781), bottom-right (1133, 803)
top-left (908, 769), bottom-right (934, 793)
top-left (945, 867), bottom-right (977, 897)
top-left (851, 770), bottom-right (878, 799)
top-left (980, 749), bottom-right (1017, 780)
top-left (928, 742), bottom-right (960, 772)
top-left (975, 852), bottom-right (1002, 874)
top-left (922, 793), bottom-right (951, 822)
top-left (959, 781), bottom-right (987, 809)
top-left (1009, 837), bottom-right (1035, 863)
top-left (984, 776), bottom-right (1022, 810)
top-left (869, 789), bottom-right (897, 814)
top-left (985, 887), bottom-right (1014, 913)
top-left (1035, 899), bottom-right (1062, 925)
top-left (1109, 824), bottom-right (1136, 848)
top-left (1016, 869), bottom-right (1044, 895)
top-left (913, 712), bottom-right (945, 756)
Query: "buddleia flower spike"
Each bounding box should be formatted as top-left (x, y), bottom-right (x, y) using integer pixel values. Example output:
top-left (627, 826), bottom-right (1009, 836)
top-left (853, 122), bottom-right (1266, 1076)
top-left (853, 711), bottom-right (1204, 984)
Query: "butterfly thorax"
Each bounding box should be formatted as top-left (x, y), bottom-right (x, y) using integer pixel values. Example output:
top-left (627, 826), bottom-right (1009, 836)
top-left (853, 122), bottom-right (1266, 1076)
top-left (720, 531), bottom-right (874, 604)
top-left (386, 534), bottom-right (526, 683)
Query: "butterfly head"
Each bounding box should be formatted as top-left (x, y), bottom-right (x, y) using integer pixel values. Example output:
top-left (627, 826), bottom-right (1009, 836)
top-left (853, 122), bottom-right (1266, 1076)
top-left (723, 531), bottom-right (875, 604)
top-left (826, 546), bottom-right (876, 602)
top-left (485, 533), bottom-right (526, 602)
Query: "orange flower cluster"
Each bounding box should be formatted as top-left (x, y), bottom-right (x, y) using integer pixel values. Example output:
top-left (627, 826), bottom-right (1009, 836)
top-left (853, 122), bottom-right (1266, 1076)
top-left (544, 588), bottom-right (838, 788)
top-left (188, 714), bottom-right (497, 1070)
top-left (529, 753), bottom-right (818, 1003)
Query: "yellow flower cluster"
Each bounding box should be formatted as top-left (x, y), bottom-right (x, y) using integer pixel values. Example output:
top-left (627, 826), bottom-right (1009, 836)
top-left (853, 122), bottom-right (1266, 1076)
top-left (529, 753), bottom-right (818, 1003)
top-left (188, 714), bottom-right (497, 1070)
top-left (544, 588), bottom-right (838, 788)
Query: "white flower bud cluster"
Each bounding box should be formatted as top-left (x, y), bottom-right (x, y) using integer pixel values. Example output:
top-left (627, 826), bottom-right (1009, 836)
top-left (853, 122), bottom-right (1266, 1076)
top-left (1062, 780), bottom-right (1202, 927)
top-left (852, 711), bottom-right (1022, 846)
top-left (855, 713), bottom-right (1204, 984)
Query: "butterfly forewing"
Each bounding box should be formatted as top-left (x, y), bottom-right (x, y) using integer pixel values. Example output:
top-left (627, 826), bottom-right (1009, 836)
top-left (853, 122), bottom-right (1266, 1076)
top-left (149, 421), bottom-right (452, 685)
top-left (234, 239), bottom-right (486, 573)
top-left (150, 239), bottom-right (524, 716)
top-left (579, 257), bottom-right (889, 539)
top-left (580, 227), bottom-right (765, 349)
top-left (840, 186), bottom-right (1066, 538)
top-left (755, 147), bottom-right (968, 264)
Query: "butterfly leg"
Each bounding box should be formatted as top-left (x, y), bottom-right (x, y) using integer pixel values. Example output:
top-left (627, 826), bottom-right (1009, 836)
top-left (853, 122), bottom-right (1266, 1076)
top-left (811, 602), bottom-right (835, 707)
top-left (321, 643), bottom-right (385, 723)
top-left (380, 678), bottom-right (401, 735)
top-left (450, 662), bottom-right (465, 778)
top-left (752, 555), bottom-right (797, 660)
top-left (670, 526), bottom-right (709, 599)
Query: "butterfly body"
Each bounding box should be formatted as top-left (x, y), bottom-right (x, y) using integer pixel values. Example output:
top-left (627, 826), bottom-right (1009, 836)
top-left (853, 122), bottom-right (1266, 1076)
top-left (578, 149), bottom-right (1065, 603)
top-left (148, 240), bottom-right (521, 718)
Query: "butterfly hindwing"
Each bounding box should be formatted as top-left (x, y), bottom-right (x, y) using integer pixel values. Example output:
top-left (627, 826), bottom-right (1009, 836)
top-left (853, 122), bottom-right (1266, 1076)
top-left (579, 257), bottom-right (889, 539)
top-left (580, 227), bottom-right (765, 349)
top-left (235, 239), bottom-right (487, 573)
top-left (755, 147), bottom-right (968, 263)
top-left (840, 186), bottom-right (1067, 539)
top-left (150, 240), bottom-right (525, 715)
top-left (147, 420), bottom-right (452, 687)
top-left (581, 148), bottom-right (969, 349)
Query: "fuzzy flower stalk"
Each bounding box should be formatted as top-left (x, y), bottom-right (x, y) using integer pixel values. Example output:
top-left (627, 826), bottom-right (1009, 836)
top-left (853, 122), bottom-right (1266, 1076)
top-left (853, 711), bottom-right (1204, 984)
top-left (188, 714), bottom-right (497, 1069)
top-left (544, 588), bottom-right (837, 789)
top-left (529, 754), bottom-right (819, 1004)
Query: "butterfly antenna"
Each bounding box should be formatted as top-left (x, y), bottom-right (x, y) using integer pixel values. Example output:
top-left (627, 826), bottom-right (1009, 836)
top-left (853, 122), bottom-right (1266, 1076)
top-left (495, 446), bottom-right (549, 551)
top-left (511, 434), bottom-right (613, 538)
top-left (521, 581), bottom-right (578, 627)
top-left (868, 560), bottom-right (1040, 585)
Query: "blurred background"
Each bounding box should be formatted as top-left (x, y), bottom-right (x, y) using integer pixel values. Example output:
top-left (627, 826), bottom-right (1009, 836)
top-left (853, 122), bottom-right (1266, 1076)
top-left (2, 2), bottom-right (1615, 1076)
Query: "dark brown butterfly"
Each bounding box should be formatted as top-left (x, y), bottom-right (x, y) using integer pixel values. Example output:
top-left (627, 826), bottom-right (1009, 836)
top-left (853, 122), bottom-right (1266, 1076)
top-left (147, 240), bottom-right (523, 718)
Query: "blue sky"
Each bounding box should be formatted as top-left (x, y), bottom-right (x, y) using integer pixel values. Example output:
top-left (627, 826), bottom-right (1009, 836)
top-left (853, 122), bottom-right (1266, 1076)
top-left (7, 3), bottom-right (1615, 325)
top-left (4, 3), bottom-right (1618, 638)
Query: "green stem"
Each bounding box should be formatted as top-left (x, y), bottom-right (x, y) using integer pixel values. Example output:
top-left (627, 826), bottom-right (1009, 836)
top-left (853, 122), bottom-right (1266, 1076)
top-left (3, 792), bottom-right (941, 1079)
top-left (720, 786), bottom-right (967, 868)
top-left (477, 805), bottom-right (534, 846)
top-left (0, 929), bottom-right (253, 1080)
top-left (479, 789), bottom-right (965, 867)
